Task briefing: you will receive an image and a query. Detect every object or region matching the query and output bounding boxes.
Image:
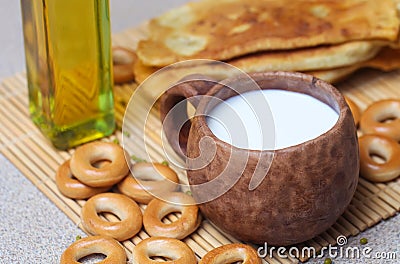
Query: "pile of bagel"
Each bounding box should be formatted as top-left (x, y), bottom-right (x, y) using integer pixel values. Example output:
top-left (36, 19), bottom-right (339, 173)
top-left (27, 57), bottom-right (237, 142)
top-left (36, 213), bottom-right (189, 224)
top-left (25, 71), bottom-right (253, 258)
top-left (347, 98), bottom-right (400, 183)
top-left (57, 141), bottom-right (261, 263)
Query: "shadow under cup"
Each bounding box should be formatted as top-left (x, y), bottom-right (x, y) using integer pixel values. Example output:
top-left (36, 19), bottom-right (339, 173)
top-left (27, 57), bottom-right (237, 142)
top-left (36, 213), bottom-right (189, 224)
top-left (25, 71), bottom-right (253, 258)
top-left (160, 71), bottom-right (359, 246)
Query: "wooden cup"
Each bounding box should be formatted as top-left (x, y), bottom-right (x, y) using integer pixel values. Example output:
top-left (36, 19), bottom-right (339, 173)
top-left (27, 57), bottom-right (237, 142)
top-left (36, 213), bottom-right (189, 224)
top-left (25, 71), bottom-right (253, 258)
top-left (160, 71), bottom-right (359, 245)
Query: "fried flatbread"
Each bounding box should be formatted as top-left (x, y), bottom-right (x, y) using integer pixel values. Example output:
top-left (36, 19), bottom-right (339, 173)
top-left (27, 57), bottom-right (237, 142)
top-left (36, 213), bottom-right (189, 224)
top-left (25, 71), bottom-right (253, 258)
top-left (306, 66), bottom-right (360, 83)
top-left (134, 59), bottom-right (241, 84)
top-left (390, 0), bottom-right (400, 48)
top-left (307, 47), bottom-right (400, 83)
top-left (133, 59), bottom-right (159, 84)
top-left (134, 40), bottom-right (382, 83)
top-left (229, 41), bottom-right (382, 72)
top-left (135, 46), bottom-right (400, 85)
top-left (365, 46), bottom-right (400, 71)
top-left (137, 0), bottom-right (399, 66)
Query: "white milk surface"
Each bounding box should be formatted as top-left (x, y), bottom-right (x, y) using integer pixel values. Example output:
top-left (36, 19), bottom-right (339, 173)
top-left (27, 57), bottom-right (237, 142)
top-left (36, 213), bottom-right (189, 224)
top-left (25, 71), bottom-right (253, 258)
top-left (206, 89), bottom-right (339, 150)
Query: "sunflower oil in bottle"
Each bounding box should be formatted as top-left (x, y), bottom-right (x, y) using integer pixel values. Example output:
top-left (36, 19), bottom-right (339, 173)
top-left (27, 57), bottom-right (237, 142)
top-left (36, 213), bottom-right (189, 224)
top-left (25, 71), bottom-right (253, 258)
top-left (20, 0), bottom-right (115, 149)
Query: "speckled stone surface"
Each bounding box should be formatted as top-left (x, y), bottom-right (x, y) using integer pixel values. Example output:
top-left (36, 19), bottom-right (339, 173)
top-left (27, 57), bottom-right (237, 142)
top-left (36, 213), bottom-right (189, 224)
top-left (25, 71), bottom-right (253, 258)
top-left (305, 215), bottom-right (400, 264)
top-left (0, 154), bottom-right (86, 263)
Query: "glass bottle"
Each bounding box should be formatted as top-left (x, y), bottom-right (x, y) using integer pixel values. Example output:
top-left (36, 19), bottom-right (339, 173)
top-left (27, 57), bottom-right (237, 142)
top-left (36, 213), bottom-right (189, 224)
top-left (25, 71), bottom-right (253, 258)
top-left (20, 0), bottom-right (115, 150)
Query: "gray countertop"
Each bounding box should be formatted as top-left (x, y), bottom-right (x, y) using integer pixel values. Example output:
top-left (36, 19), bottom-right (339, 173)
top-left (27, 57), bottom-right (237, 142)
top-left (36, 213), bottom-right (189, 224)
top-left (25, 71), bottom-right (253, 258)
top-left (0, 1), bottom-right (399, 263)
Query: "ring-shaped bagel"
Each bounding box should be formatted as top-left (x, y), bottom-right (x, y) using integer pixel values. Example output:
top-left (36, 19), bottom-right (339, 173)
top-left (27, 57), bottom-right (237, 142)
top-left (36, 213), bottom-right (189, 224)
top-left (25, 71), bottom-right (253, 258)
top-left (81, 193), bottom-right (143, 241)
top-left (199, 243), bottom-right (261, 264)
top-left (360, 99), bottom-right (400, 140)
top-left (344, 96), bottom-right (361, 126)
top-left (60, 235), bottom-right (126, 264)
top-left (143, 192), bottom-right (201, 239)
top-left (112, 46), bottom-right (136, 84)
top-left (359, 134), bottom-right (400, 182)
top-left (56, 160), bottom-right (111, 199)
top-left (70, 142), bottom-right (129, 187)
top-left (131, 237), bottom-right (197, 264)
top-left (117, 162), bottom-right (180, 204)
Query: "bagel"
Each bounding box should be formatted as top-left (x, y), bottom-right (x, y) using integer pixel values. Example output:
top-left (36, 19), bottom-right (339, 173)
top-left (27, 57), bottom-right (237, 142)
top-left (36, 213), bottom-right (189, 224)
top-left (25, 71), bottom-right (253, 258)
top-left (359, 134), bottom-right (400, 182)
top-left (132, 237), bottom-right (197, 264)
top-left (344, 96), bottom-right (361, 126)
top-left (60, 235), bottom-right (126, 264)
top-left (200, 243), bottom-right (261, 264)
top-left (360, 99), bottom-right (400, 141)
top-left (81, 193), bottom-right (143, 241)
top-left (55, 160), bottom-right (111, 199)
top-left (112, 46), bottom-right (136, 84)
top-left (70, 142), bottom-right (129, 187)
top-left (117, 162), bottom-right (180, 204)
top-left (143, 192), bottom-right (201, 239)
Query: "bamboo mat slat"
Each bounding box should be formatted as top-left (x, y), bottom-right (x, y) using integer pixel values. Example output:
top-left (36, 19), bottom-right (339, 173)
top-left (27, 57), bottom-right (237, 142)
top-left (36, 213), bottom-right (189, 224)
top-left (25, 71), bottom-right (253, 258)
top-left (1, 25), bottom-right (400, 263)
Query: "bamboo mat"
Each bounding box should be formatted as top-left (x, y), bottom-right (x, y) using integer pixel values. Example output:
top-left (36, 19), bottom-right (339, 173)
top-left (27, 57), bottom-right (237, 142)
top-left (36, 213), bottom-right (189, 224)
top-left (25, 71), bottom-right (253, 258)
top-left (1, 25), bottom-right (400, 263)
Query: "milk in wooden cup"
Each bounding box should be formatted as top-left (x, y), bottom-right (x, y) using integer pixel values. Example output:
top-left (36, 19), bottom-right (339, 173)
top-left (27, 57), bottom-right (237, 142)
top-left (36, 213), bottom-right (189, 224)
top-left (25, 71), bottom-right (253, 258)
top-left (206, 89), bottom-right (339, 150)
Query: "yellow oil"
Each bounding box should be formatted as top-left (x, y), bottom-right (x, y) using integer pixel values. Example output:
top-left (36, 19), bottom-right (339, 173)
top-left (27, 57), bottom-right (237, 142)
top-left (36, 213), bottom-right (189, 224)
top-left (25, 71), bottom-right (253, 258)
top-left (21, 0), bottom-right (115, 149)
